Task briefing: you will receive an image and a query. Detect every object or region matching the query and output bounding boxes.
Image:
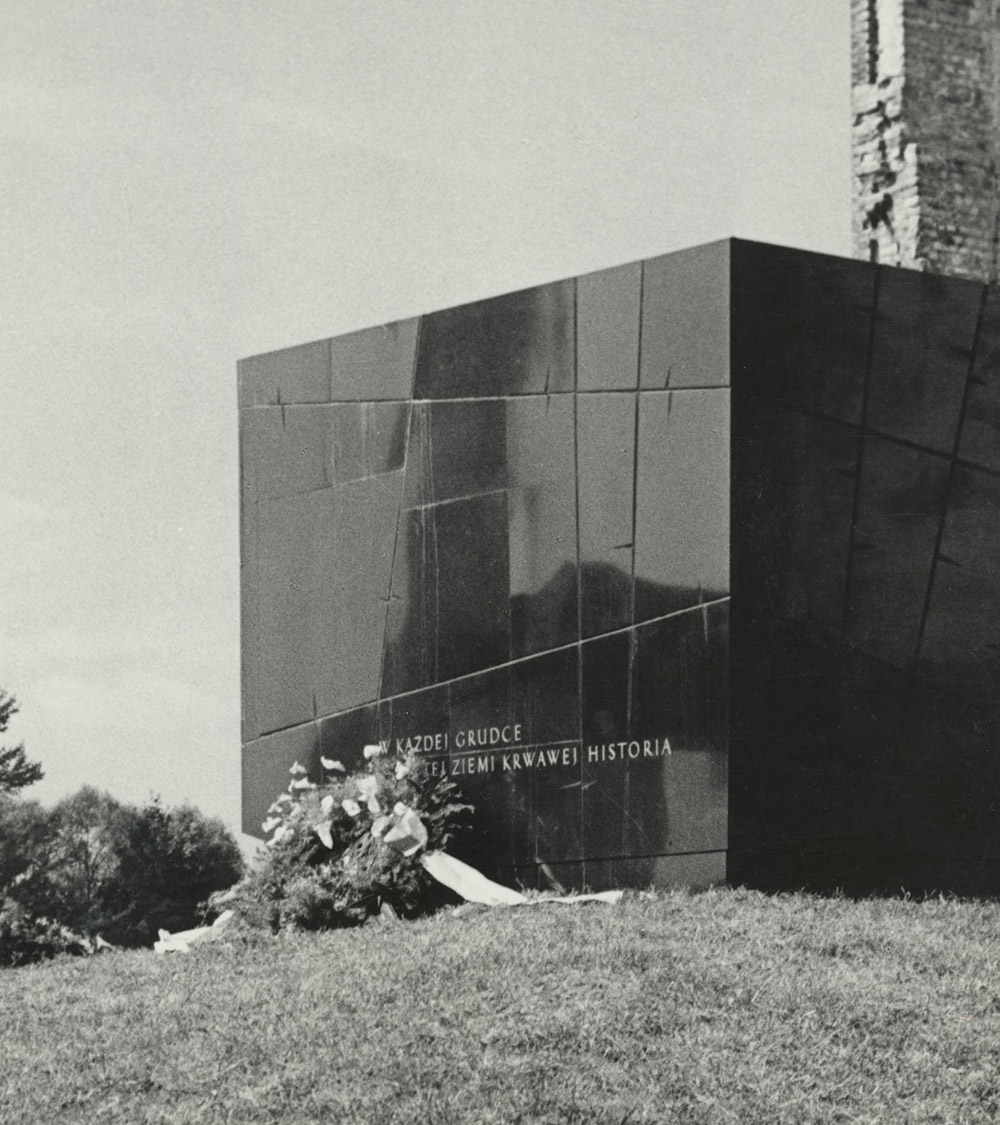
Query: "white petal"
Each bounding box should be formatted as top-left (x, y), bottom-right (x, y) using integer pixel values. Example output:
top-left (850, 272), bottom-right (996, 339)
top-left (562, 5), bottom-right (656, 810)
top-left (289, 761), bottom-right (308, 776)
top-left (394, 762), bottom-right (409, 779)
top-left (393, 801), bottom-right (409, 817)
top-left (356, 775), bottom-right (379, 800)
top-left (320, 756), bottom-right (345, 772)
top-left (342, 798), bottom-right (361, 818)
top-left (289, 777), bottom-right (317, 791)
top-left (261, 816), bottom-right (282, 833)
top-left (314, 821), bottom-right (334, 849)
top-left (362, 744), bottom-right (385, 759)
top-left (320, 794), bottom-right (335, 814)
top-left (269, 824), bottom-right (294, 846)
top-left (367, 796), bottom-right (381, 816)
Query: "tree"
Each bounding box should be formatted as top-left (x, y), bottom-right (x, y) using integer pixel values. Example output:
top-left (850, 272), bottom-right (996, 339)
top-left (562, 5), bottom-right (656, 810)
top-left (44, 787), bottom-right (129, 939)
top-left (109, 798), bottom-right (244, 943)
top-left (0, 690), bottom-right (43, 795)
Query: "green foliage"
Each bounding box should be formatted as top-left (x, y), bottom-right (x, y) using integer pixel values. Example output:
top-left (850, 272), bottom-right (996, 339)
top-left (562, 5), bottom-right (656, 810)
top-left (229, 746), bottom-right (471, 933)
top-left (0, 788), bottom-right (244, 965)
top-left (0, 689), bottom-right (43, 795)
top-left (44, 786), bottom-right (131, 939)
top-left (111, 798), bottom-right (245, 945)
top-left (0, 795), bottom-right (84, 965)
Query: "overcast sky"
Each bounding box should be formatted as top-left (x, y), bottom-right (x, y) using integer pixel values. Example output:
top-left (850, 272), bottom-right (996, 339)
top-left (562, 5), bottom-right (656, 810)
top-left (1, 0), bottom-right (849, 845)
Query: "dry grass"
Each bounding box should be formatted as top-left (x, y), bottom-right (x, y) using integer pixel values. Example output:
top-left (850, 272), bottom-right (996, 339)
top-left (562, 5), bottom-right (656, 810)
top-left (2, 887), bottom-right (999, 1123)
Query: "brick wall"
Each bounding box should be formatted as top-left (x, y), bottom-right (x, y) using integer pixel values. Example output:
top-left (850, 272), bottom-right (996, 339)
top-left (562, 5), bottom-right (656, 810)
top-left (852, 0), bottom-right (1000, 281)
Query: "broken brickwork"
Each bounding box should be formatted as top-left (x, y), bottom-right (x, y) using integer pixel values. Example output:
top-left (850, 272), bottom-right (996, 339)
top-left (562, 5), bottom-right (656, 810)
top-left (852, 0), bottom-right (1000, 280)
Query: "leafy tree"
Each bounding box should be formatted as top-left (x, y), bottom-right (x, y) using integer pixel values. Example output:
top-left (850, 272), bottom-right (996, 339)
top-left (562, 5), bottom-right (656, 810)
top-left (0, 795), bottom-right (51, 891)
top-left (0, 795), bottom-right (70, 966)
top-left (0, 690), bottom-right (43, 795)
top-left (44, 787), bottom-right (130, 939)
top-left (108, 798), bottom-right (244, 945)
top-left (1, 785), bottom-right (244, 961)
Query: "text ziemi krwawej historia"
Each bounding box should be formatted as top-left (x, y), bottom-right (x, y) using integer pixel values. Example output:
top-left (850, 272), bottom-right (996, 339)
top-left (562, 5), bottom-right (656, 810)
top-left (376, 725), bottom-right (674, 778)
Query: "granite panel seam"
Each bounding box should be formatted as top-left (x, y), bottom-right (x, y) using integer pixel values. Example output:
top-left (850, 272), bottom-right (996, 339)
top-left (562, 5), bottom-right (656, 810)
top-left (913, 282), bottom-right (991, 667)
top-left (629, 263), bottom-right (646, 625)
top-left (736, 397), bottom-right (1000, 475)
top-left (572, 277), bottom-right (583, 857)
top-left (375, 400), bottom-right (416, 704)
top-left (580, 847), bottom-right (726, 863)
top-left (845, 263), bottom-right (880, 628)
top-left (246, 595), bottom-right (732, 737)
top-left (403, 486), bottom-right (512, 514)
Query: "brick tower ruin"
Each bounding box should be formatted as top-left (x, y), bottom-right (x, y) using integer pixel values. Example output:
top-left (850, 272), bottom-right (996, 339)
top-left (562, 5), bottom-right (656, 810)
top-left (852, 0), bottom-right (1000, 280)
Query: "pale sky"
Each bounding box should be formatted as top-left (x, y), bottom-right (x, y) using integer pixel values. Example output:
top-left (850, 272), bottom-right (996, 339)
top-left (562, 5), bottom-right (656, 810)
top-left (0, 0), bottom-right (849, 846)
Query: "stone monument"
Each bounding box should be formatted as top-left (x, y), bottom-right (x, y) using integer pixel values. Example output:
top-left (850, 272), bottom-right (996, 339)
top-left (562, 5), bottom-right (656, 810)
top-left (240, 238), bottom-right (1000, 895)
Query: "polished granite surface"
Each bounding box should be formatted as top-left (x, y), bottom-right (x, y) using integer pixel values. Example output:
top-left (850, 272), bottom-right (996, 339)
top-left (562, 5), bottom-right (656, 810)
top-left (241, 238), bottom-right (1000, 895)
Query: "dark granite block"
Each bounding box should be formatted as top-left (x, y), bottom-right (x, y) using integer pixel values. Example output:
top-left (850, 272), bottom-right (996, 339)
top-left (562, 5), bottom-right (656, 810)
top-left (729, 628), bottom-right (907, 879)
top-left (507, 648), bottom-right (582, 866)
top-left (577, 262), bottom-right (641, 391)
top-left (583, 852), bottom-right (725, 892)
top-left (403, 400), bottom-right (508, 509)
top-left (447, 666), bottom-right (516, 869)
top-left (381, 492), bottom-right (512, 696)
top-left (241, 723), bottom-right (320, 836)
top-left (330, 318), bottom-right (418, 401)
top-left (318, 700), bottom-right (392, 777)
top-left (846, 437), bottom-right (949, 668)
top-left (330, 402), bottom-right (408, 484)
top-left (577, 393), bottom-right (636, 637)
top-left (867, 268), bottom-right (983, 455)
top-left (240, 406), bottom-right (331, 502)
top-left (510, 645), bottom-right (580, 746)
top-left (245, 472), bottom-right (402, 739)
top-left (893, 679), bottom-right (1000, 893)
top-left (314, 473), bottom-right (402, 718)
top-left (238, 339), bottom-right (331, 407)
top-left (498, 860), bottom-right (586, 894)
top-left (959, 284), bottom-right (1000, 473)
top-left (633, 389), bottom-right (730, 622)
top-left (731, 240), bottom-right (876, 426)
top-left (732, 407), bottom-right (859, 631)
top-left (248, 489), bottom-right (338, 738)
top-left (507, 395), bottom-right (578, 656)
top-left (414, 281), bottom-right (574, 398)
top-left (640, 240), bottom-right (730, 389)
top-left (623, 603), bottom-right (729, 856)
top-left (919, 466), bottom-right (1000, 703)
top-left (580, 629), bottom-right (633, 860)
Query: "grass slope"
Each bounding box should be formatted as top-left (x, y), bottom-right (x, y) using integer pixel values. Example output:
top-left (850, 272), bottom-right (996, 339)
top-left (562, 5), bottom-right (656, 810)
top-left (2, 888), bottom-right (999, 1124)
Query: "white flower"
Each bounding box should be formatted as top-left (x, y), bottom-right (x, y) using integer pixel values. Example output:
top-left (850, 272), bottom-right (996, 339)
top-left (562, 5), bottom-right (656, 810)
top-left (356, 775), bottom-right (379, 802)
top-left (320, 794), bottom-right (335, 815)
top-left (342, 798), bottom-right (361, 818)
top-left (269, 824), bottom-right (294, 846)
top-left (261, 815), bottom-right (282, 833)
top-left (313, 821), bottom-right (334, 849)
top-left (289, 761), bottom-right (308, 776)
top-left (394, 762), bottom-right (409, 779)
top-left (363, 743), bottom-right (385, 759)
top-left (320, 756), bottom-right (345, 772)
top-left (289, 777), bottom-right (317, 791)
